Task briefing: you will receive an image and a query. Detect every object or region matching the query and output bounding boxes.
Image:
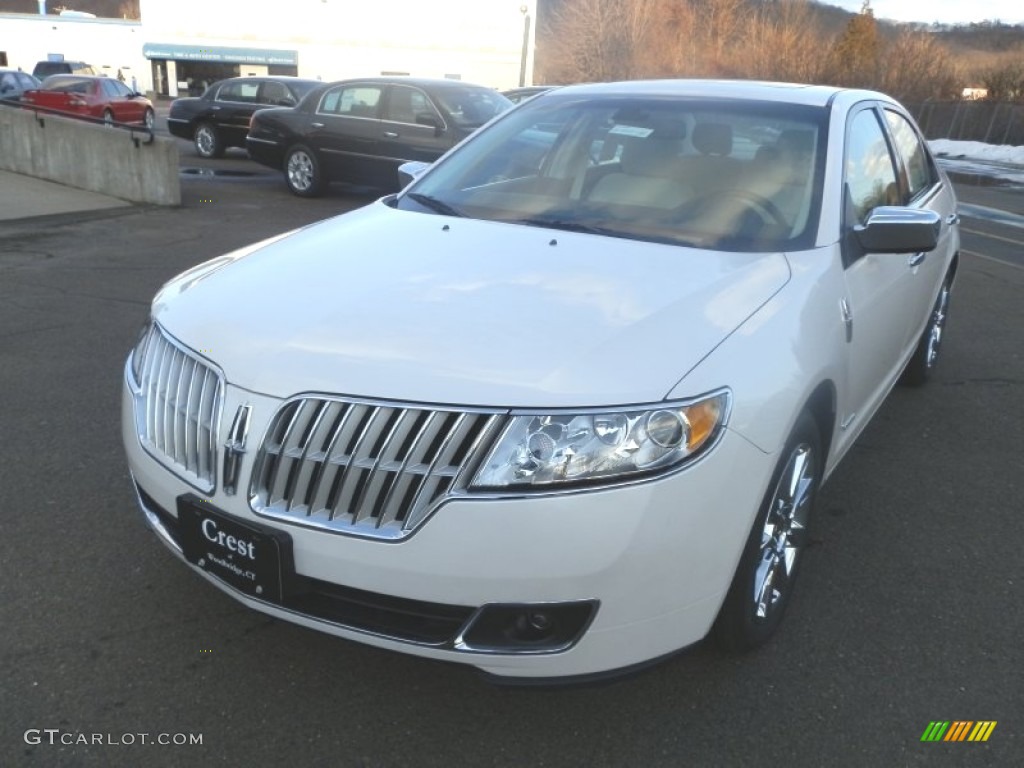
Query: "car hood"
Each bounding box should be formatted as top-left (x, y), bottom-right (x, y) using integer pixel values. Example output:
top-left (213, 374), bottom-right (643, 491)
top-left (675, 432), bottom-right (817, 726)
top-left (154, 202), bottom-right (790, 407)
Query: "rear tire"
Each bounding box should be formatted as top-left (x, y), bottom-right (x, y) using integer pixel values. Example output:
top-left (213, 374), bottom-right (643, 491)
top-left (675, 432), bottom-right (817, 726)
top-left (102, 109), bottom-right (114, 127)
top-left (284, 145), bottom-right (324, 197)
top-left (714, 411), bottom-right (822, 652)
top-left (194, 122), bottom-right (223, 158)
top-left (143, 108), bottom-right (155, 131)
top-left (899, 276), bottom-right (952, 387)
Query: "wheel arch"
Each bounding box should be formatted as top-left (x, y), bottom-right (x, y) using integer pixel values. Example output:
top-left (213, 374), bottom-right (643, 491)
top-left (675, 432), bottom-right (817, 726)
top-left (801, 379), bottom-right (837, 478)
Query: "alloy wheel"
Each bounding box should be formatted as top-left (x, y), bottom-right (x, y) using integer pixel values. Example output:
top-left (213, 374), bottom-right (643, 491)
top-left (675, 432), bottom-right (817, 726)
top-left (925, 283), bottom-right (950, 369)
top-left (753, 442), bottom-right (816, 621)
top-left (287, 150), bottom-right (315, 192)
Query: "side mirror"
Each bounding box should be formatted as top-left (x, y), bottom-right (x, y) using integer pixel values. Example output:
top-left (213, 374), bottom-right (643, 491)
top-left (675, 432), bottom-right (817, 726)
top-left (415, 114), bottom-right (444, 136)
top-left (854, 207), bottom-right (940, 254)
top-left (397, 160), bottom-right (430, 188)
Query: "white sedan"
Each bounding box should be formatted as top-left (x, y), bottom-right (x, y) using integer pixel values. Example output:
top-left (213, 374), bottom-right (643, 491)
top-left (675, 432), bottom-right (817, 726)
top-left (123, 80), bottom-right (959, 681)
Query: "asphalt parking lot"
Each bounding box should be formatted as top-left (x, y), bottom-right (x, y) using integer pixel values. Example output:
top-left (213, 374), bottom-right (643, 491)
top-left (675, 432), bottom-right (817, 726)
top-left (1, 140), bottom-right (1022, 766)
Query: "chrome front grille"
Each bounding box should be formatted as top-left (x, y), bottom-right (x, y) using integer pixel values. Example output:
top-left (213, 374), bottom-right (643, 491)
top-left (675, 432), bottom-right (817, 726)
top-left (250, 397), bottom-right (506, 539)
top-left (133, 325), bottom-right (223, 492)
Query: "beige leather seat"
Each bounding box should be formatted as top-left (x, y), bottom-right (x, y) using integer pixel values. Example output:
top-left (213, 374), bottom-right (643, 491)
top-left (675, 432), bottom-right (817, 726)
top-left (588, 135), bottom-right (691, 209)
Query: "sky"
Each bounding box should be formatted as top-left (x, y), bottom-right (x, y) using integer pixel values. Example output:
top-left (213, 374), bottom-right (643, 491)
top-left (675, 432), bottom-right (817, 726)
top-left (829, 1), bottom-right (1024, 25)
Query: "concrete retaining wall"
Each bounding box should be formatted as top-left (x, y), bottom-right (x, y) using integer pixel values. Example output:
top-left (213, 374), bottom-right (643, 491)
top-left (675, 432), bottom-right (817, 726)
top-left (0, 107), bottom-right (180, 206)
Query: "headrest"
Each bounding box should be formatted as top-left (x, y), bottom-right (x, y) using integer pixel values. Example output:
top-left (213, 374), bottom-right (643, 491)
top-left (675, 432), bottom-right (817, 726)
top-left (692, 122), bottom-right (732, 156)
top-left (777, 129), bottom-right (815, 155)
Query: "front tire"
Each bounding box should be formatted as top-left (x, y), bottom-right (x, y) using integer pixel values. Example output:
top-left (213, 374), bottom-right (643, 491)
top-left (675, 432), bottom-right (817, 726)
top-left (194, 122), bottom-right (223, 158)
top-left (714, 411), bottom-right (822, 652)
top-left (284, 145), bottom-right (324, 197)
top-left (102, 109), bottom-right (114, 127)
top-left (143, 108), bottom-right (155, 131)
top-left (899, 277), bottom-right (952, 387)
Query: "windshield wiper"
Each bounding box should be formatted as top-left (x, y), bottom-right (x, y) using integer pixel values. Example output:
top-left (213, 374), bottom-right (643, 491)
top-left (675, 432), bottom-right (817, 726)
top-left (515, 218), bottom-right (624, 237)
top-left (405, 192), bottom-right (464, 218)
top-left (516, 217), bottom-right (705, 248)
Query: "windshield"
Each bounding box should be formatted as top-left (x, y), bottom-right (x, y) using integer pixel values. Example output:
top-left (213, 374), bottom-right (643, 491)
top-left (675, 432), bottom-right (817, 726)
top-left (398, 94), bottom-right (828, 252)
top-left (432, 86), bottom-right (512, 128)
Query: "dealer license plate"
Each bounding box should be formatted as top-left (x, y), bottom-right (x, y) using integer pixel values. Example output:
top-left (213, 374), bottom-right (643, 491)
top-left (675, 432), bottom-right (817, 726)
top-left (177, 496), bottom-right (294, 603)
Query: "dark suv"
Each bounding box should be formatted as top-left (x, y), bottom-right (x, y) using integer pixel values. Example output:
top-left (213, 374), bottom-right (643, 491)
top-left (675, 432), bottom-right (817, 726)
top-left (247, 76), bottom-right (511, 196)
top-left (32, 60), bottom-right (97, 79)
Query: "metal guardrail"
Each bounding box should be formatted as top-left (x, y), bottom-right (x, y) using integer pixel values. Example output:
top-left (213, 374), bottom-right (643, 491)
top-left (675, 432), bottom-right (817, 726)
top-left (0, 97), bottom-right (155, 147)
top-left (907, 101), bottom-right (1024, 147)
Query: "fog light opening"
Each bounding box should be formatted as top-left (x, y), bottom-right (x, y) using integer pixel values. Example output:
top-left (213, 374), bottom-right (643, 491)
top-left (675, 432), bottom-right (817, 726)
top-left (458, 601), bottom-right (598, 653)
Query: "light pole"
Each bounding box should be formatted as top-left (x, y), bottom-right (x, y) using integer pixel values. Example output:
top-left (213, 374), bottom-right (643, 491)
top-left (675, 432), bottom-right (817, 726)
top-left (518, 4), bottom-right (531, 88)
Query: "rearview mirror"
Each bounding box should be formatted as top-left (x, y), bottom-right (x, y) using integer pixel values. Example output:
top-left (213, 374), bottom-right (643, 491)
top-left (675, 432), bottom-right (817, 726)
top-left (854, 207), bottom-right (940, 253)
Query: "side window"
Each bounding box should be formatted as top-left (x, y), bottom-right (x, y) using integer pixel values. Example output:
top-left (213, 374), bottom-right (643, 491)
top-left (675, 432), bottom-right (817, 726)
top-left (320, 85), bottom-right (382, 117)
top-left (383, 86), bottom-right (439, 125)
top-left (0, 73), bottom-right (15, 92)
top-left (218, 81), bottom-right (259, 103)
top-left (101, 79), bottom-right (121, 99)
top-left (845, 109), bottom-right (899, 225)
top-left (260, 80), bottom-right (293, 107)
top-left (884, 110), bottom-right (935, 202)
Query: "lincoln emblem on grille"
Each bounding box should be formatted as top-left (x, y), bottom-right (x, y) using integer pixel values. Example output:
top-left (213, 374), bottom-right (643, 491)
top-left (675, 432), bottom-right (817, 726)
top-left (223, 404), bottom-right (252, 495)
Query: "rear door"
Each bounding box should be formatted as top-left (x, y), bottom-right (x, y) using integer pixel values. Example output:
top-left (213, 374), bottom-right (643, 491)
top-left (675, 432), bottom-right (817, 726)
top-left (308, 83), bottom-right (384, 184)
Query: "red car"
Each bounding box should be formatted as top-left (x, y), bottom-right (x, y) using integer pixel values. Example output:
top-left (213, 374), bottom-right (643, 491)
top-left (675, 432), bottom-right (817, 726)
top-left (22, 75), bottom-right (154, 128)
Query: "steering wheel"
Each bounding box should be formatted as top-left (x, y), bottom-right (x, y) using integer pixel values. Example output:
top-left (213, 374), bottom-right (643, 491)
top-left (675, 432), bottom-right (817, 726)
top-left (680, 190), bottom-right (789, 232)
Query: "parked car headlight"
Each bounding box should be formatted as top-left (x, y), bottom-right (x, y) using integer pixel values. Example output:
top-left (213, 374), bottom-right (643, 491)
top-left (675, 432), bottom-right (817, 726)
top-left (130, 318), bottom-right (154, 385)
top-left (472, 391), bottom-right (730, 490)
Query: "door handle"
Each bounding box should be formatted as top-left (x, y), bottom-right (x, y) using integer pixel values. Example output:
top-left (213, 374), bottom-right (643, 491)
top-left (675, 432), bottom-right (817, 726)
top-left (311, 122), bottom-right (324, 129)
top-left (383, 131), bottom-right (399, 138)
top-left (908, 252), bottom-right (926, 268)
top-left (945, 213), bottom-right (960, 226)
top-left (211, 105), bottom-right (221, 111)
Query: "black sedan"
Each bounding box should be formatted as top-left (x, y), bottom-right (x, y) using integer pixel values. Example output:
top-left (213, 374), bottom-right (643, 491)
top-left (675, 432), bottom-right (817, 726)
top-left (168, 76), bottom-right (321, 158)
top-left (246, 77), bottom-right (511, 196)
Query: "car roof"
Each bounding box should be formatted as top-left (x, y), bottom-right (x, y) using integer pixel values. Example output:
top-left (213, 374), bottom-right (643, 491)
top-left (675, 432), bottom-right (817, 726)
top-left (548, 79), bottom-right (884, 108)
top-left (42, 74), bottom-right (112, 82)
top-left (320, 76), bottom-right (498, 90)
top-left (214, 75), bottom-right (321, 84)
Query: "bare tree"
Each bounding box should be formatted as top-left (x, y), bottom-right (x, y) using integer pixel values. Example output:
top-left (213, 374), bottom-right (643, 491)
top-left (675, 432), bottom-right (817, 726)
top-left (543, 0), bottom-right (659, 83)
top-left (879, 29), bottom-right (961, 101)
top-left (119, 0), bottom-right (140, 19)
top-left (745, 0), bottom-right (829, 83)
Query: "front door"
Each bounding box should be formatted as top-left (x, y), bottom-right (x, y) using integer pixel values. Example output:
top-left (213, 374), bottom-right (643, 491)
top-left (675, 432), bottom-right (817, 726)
top-left (309, 83), bottom-right (385, 185)
top-left (838, 105), bottom-right (917, 438)
top-left (378, 85), bottom-right (453, 184)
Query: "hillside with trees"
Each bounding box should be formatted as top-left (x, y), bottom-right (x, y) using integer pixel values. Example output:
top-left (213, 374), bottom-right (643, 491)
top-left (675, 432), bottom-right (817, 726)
top-left (537, 0), bottom-right (1024, 103)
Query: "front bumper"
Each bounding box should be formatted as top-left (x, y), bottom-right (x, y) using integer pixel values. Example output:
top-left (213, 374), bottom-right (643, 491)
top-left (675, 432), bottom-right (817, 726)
top-left (122, 372), bottom-right (773, 679)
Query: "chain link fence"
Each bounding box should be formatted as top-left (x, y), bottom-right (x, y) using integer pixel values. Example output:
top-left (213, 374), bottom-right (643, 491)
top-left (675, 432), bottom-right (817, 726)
top-left (907, 101), bottom-right (1024, 146)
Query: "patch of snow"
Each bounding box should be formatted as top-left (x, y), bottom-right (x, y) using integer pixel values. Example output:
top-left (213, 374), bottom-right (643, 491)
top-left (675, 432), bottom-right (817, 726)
top-left (929, 139), bottom-right (1024, 166)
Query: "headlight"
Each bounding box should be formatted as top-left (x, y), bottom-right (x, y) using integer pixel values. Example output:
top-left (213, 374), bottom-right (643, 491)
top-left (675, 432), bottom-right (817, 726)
top-left (471, 391), bottom-right (730, 490)
top-left (130, 318), bottom-right (154, 384)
